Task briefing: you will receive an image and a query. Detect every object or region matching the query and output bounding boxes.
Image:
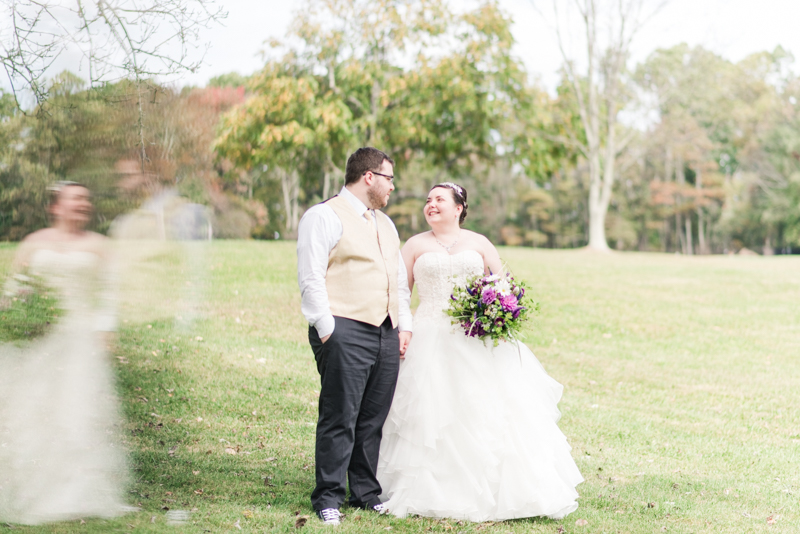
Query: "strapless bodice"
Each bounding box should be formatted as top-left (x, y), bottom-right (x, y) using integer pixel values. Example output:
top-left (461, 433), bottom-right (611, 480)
top-left (413, 250), bottom-right (484, 321)
top-left (25, 249), bottom-right (114, 330)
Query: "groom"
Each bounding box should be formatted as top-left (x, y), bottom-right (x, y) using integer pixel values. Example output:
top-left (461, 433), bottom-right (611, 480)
top-left (297, 147), bottom-right (413, 526)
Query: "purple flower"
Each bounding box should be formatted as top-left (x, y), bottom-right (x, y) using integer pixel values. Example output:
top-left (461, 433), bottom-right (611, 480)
top-left (463, 320), bottom-right (486, 337)
top-left (481, 287), bottom-right (497, 305)
top-left (500, 294), bottom-right (518, 312)
top-left (512, 306), bottom-right (526, 319)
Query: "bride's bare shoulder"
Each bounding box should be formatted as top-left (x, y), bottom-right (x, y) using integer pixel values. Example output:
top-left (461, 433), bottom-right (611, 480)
top-left (21, 228), bottom-right (57, 244)
top-left (403, 231), bottom-right (433, 249)
top-left (461, 230), bottom-right (494, 248)
top-left (21, 229), bottom-right (105, 243)
top-left (85, 231), bottom-right (108, 244)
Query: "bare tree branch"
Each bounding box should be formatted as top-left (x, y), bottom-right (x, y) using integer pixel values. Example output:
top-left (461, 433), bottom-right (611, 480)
top-left (531, 0), bottom-right (669, 250)
top-left (1, 0), bottom-right (227, 109)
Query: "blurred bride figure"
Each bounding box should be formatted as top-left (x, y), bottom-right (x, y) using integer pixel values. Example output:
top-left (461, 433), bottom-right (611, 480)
top-left (0, 182), bottom-right (129, 525)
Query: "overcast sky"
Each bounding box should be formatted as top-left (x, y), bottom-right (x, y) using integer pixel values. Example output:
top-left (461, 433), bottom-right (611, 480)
top-left (5, 0), bottom-right (800, 94)
top-left (180, 0), bottom-right (800, 91)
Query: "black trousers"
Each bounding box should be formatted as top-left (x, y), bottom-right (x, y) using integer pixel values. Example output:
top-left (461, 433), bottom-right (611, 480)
top-left (308, 315), bottom-right (400, 511)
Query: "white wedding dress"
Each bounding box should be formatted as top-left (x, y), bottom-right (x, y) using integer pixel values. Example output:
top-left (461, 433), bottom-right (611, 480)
top-left (377, 250), bottom-right (583, 522)
top-left (0, 249), bottom-right (128, 525)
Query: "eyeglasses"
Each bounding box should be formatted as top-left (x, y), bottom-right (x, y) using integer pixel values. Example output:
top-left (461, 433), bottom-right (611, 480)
top-left (370, 171), bottom-right (394, 183)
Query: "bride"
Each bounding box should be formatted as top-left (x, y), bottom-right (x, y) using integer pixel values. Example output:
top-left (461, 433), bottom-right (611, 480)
top-left (376, 182), bottom-right (583, 522)
top-left (0, 182), bottom-right (128, 525)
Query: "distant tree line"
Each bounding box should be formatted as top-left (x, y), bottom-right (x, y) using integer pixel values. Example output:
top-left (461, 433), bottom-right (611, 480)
top-left (2, 0), bottom-right (800, 254)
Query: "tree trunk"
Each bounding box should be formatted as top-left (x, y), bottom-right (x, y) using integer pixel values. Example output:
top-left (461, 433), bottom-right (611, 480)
top-left (323, 170), bottom-right (331, 200)
top-left (547, 0), bottom-right (651, 253)
top-left (696, 170), bottom-right (706, 254)
top-left (685, 215), bottom-right (693, 255)
top-left (763, 235), bottom-right (774, 256)
top-left (664, 145), bottom-right (675, 252)
top-left (638, 213), bottom-right (648, 251)
top-left (696, 208), bottom-right (705, 253)
top-left (587, 154), bottom-right (610, 250)
top-left (367, 79), bottom-right (380, 144)
top-left (280, 168), bottom-right (300, 237)
top-left (590, 99), bottom-right (619, 251)
top-left (675, 153), bottom-right (687, 254)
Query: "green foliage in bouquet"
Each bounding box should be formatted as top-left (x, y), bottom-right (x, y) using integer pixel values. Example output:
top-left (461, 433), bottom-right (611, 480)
top-left (0, 274), bottom-right (62, 343)
top-left (447, 272), bottom-right (539, 346)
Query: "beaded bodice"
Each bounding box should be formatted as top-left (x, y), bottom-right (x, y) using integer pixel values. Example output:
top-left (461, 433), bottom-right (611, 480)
top-left (412, 250), bottom-right (484, 322)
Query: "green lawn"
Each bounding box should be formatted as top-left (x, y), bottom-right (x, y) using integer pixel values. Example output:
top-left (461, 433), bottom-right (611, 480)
top-left (1, 241), bottom-right (798, 533)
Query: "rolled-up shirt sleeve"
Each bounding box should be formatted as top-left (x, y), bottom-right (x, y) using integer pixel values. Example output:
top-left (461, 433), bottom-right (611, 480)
top-left (297, 207), bottom-right (340, 338)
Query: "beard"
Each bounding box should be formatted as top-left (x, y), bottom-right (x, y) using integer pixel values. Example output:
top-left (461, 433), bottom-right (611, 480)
top-left (367, 183), bottom-right (388, 209)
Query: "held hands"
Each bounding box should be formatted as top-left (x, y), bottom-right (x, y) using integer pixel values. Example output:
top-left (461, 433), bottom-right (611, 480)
top-left (399, 331), bottom-right (412, 359)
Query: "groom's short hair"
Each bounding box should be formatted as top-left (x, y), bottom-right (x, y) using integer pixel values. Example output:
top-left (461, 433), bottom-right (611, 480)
top-left (345, 147), bottom-right (394, 185)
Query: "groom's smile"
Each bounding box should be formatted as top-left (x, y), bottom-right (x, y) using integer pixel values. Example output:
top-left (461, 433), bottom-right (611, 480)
top-left (366, 160), bottom-right (395, 209)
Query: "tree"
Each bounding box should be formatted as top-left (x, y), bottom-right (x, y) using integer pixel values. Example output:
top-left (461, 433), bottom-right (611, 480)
top-left (216, 0), bottom-right (536, 239)
top-left (214, 63), bottom-right (354, 236)
top-left (0, 73), bottom-right (248, 240)
top-left (635, 44), bottom-right (795, 254)
top-left (636, 45), bottom-right (742, 253)
top-left (0, 89), bottom-right (50, 240)
top-left (2, 0), bottom-right (226, 107)
top-left (534, 0), bottom-right (667, 251)
top-left (2, 0), bottom-right (226, 174)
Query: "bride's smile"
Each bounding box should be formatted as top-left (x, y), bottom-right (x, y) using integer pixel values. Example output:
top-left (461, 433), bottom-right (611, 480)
top-left (424, 188), bottom-right (462, 224)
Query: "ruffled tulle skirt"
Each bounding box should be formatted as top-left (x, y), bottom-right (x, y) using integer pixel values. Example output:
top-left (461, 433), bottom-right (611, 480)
top-left (377, 315), bottom-right (583, 522)
top-left (0, 322), bottom-right (128, 525)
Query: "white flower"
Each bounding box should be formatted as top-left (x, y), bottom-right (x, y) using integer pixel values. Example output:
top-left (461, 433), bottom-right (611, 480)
top-left (494, 278), bottom-right (512, 296)
top-left (484, 273), bottom-right (500, 283)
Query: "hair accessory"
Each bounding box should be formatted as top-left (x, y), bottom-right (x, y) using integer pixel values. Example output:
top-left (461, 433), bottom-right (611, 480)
top-left (47, 180), bottom-right (87, 208)
top-left (47, 181), bottom-right (83, 194)
top-left (439, 182), bottom-right (464, 196)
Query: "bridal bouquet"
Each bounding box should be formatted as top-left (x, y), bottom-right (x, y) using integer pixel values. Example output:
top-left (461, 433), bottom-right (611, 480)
top-left (446, 272), bottom-right (537, 346)
top-left (0, 274), bottom-right (62, 343)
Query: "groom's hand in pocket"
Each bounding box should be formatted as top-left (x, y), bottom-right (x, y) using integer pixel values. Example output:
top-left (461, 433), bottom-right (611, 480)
top-left (398, 331), bottom-right (412, 359)
top-left (320, 334), bottom-right (331, 344)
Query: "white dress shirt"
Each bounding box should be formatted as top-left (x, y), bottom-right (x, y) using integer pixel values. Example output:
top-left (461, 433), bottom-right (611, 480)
top-left (297, 186), bottom-right (413, 338)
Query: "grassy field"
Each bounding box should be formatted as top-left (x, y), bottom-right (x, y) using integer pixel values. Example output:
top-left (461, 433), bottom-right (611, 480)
top-left (1, 241), bottom-right (799, 533)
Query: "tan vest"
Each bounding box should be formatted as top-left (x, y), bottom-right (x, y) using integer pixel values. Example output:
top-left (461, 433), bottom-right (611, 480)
top-left (325, 195), bottom-right (399, 328)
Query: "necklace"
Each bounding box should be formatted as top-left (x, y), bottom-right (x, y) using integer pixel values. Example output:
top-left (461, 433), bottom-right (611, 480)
top-left (433, 230), bottom-right (460, 252)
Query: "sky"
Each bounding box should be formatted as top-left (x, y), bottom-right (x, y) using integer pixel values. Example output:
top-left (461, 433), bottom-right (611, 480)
top-left (178, 0), bottom-right (800, 92)
top-left (4, 0), bottom-right (800, 95)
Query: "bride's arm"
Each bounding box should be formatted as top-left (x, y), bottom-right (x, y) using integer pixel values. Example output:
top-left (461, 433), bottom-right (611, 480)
top-left (480, 236), bottom-right (503, 275)
top-left (9, 234), bottom-right (39, 275)
top-left (3, 235), bottom-right (40, 299)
